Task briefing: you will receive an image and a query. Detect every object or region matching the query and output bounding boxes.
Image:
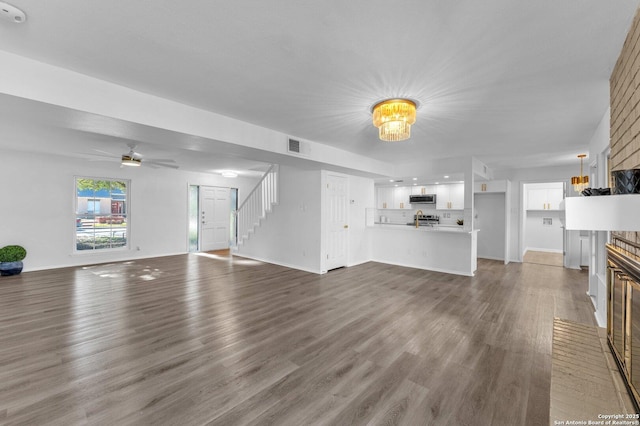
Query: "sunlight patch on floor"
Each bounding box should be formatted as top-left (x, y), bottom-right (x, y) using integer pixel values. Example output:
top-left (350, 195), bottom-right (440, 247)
top-left (82, 262), bottom-right (165, 280)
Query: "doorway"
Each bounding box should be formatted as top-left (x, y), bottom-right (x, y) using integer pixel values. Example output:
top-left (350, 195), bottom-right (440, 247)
top-left (188, 185), bottom-right (234, 252)
top-left (324, 172), bottom-right (349, 271)
top-left (475, 192), bottom-right (506, 261)
top-left (522, 181), bottom-right (565, 267)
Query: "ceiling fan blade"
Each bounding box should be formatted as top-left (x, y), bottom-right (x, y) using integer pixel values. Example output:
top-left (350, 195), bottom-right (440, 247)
top-left (146, 158), bottom-right (176, 163)
top-left (81, 152), bottom-right (120, 161)
top-left (87, 158), bottom-right (119, 163)
top-left (93, 149), bottom-right (119, 157)
top-left (145, 160), bottom-right (179, 169)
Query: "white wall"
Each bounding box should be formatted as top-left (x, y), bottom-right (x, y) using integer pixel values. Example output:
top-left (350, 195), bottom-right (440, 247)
top-left (235, 165), bottom-right (322, 273)
top-left (0, 149), bottom-right (259, 272)
top-left (588, 108), bottom-right (612, 327)
top-left (524, 211), bottom-right (563, 252)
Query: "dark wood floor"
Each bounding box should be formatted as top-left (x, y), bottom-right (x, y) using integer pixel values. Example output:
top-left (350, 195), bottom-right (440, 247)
top-left (0, 254), bottom-right (596, 425)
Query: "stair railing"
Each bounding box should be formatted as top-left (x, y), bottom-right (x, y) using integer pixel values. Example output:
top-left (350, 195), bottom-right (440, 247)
top-left (236, 164), bottom-right (279, 243)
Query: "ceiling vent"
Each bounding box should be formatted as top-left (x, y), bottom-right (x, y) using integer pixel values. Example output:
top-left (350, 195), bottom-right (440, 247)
top-left (287, 137), bottom-right (309, 157)
top-left (288, 138), bottom-right (300, 153)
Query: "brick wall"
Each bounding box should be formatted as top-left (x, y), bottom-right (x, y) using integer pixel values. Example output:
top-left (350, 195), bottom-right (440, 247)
top-left (611, 7), bottom-right (640, 252)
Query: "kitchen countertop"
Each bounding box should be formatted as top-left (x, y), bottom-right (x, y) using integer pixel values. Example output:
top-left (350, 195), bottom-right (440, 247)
top-left (372, 223), bottom-right (479, 233)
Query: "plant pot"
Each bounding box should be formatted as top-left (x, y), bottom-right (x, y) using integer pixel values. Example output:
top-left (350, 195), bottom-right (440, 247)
top-left (0, 261), bottom-right (23, 276)
top-left (612, 169), bottom-right (640, 194)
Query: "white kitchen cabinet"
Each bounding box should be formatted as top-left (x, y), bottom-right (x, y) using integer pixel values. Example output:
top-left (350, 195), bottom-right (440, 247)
top-left (376, 186), bottom-right (412, 209)
top-left (436, 183), bottom-right (464, 210)
top-left (526, 185), bottom-right (564, 210)
top-left (411, 185), bottom-right (437, 196)
top-left (527, 188), bottom-right (548, 210)
top-left (474, 180), bottom-right (507, 193)
top-left (547, 188), bottom-right (564, 210)
top-left (449, 184), bottom-right (464, 209)
top-left (393, 186), bottom-right (411, 209)
top-left (376, 187), bottom-right (394, 209)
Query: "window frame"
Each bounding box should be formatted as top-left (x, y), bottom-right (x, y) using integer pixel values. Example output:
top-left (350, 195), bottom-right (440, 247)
top-left (74, 176), bottom-right (131, 253)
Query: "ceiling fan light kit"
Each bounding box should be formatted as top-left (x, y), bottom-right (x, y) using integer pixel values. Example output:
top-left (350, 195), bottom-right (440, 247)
top-left (121, 154), bottom-right (142, 167)
top-left (371, 98), bottom-right (417, 142)
top-left (0, 1), bottom-right (26, 24)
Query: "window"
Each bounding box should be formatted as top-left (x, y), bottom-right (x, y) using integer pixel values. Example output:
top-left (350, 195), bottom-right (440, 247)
top-left (87, 199), bottom-right (101, 214)
top-left (75, 178), bottom-right (129, 251)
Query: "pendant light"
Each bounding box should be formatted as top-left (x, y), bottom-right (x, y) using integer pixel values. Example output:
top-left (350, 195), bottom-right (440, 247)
top-left (571, 154), bottom-right (589, 193)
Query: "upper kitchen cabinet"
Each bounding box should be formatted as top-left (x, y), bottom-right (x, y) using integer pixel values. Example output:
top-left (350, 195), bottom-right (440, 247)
top-left (393, 186), bottom-right (411, 209)
top-left (376, 186), bottom-right (412, 209)
top-left (436, 183), bottom-right (464, 210)
top-left (474, 180), bottom-right (507, 193)
top-left (526, 182), bottom-right (564, 210)
top-left (411, 185), bottom-right (437, 196)
top-left (376, 186), bottom-right (394, 209)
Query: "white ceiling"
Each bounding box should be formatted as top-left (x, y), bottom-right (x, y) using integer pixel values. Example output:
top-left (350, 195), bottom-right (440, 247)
top-left (0, 0), bottom-right (638, 174)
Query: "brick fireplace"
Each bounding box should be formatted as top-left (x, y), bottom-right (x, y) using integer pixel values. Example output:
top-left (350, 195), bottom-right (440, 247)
top-left (611, 6), bottom-right (640, 253)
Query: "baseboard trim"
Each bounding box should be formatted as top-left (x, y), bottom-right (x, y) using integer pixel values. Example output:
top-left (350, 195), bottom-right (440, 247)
top-left (232, 252), bottom-right (322, 275)
top-left (370, 258), bottom-right (474, 277)
top-left (524, 247), bottom-right (563, 254)
top-left (477, 255), bottom-right (504, 261)
top-left (23, 251), bottom-right (187, 273)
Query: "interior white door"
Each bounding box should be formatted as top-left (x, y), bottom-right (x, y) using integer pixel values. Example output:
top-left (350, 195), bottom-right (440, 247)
top-left (200, 186), bottom-right (230, 251)
top-left (326, 173), bottom-right (348, 271)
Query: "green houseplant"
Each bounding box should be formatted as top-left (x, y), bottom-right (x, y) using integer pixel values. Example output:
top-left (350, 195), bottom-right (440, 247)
top-left (0, 245), bottom-right (27, 276)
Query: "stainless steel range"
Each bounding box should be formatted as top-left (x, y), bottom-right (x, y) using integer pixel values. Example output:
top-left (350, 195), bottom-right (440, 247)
top-left (407, 214), bottom-right (439, 226)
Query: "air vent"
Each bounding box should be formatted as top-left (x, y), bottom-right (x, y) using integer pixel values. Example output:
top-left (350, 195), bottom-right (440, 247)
top-left (287, 137), bottom-right (309, 156)
top-left (288, 138), bottom-right (300, 153)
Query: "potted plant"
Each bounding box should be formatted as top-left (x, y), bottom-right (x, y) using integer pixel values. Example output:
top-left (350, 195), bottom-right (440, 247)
top-left (0, 245), bottom-right (27, 276)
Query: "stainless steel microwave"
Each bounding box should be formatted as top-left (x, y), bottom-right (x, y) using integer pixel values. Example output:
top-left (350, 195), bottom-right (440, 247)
top-left (409, 194), bottom-right (436, 204)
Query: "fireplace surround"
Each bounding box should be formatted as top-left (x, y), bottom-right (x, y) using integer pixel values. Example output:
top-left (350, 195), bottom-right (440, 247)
top-left (607, 235), bottom-right (640, 412)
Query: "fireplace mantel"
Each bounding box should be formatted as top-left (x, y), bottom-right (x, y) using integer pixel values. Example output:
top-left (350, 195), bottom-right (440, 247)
top-left (565, 194), bottom-right (640, 231)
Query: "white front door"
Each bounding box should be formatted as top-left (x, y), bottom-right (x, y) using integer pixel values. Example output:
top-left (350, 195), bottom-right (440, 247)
top-left (200, 186), bottom-right (230, 251)
top-left (325, 173), bottom-right (348, 271)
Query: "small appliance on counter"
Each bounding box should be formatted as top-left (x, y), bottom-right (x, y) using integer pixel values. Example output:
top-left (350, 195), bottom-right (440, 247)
top-left (407, 214), bottom-right (440, 226)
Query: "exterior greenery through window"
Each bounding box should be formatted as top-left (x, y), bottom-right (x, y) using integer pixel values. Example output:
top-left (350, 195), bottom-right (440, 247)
top-left (75, 178), bottom-right (129, 251)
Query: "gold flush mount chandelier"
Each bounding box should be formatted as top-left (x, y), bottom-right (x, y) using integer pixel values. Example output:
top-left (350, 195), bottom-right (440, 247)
top-left (571, 154), bottom-right (589, 192)
top-left (372, 98), bottom-right (417, 142)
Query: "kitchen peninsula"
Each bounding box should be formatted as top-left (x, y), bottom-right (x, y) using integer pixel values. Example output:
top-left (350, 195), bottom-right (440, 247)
top-left (369, 222), bottom-right (479, 276)
top-left (369, 180), bottom-right (479, 276)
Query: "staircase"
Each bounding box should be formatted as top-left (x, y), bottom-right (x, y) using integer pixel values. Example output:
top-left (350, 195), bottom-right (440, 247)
top-left (234, 164), bottom-right (279, 247)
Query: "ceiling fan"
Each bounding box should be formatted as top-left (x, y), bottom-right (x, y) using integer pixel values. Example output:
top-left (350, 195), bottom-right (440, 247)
top-left (88, 144), bottom-right (179, 169)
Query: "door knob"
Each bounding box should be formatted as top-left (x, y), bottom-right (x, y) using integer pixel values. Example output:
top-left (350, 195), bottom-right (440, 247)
top-left (344, 225), bottom-right (349, 229)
